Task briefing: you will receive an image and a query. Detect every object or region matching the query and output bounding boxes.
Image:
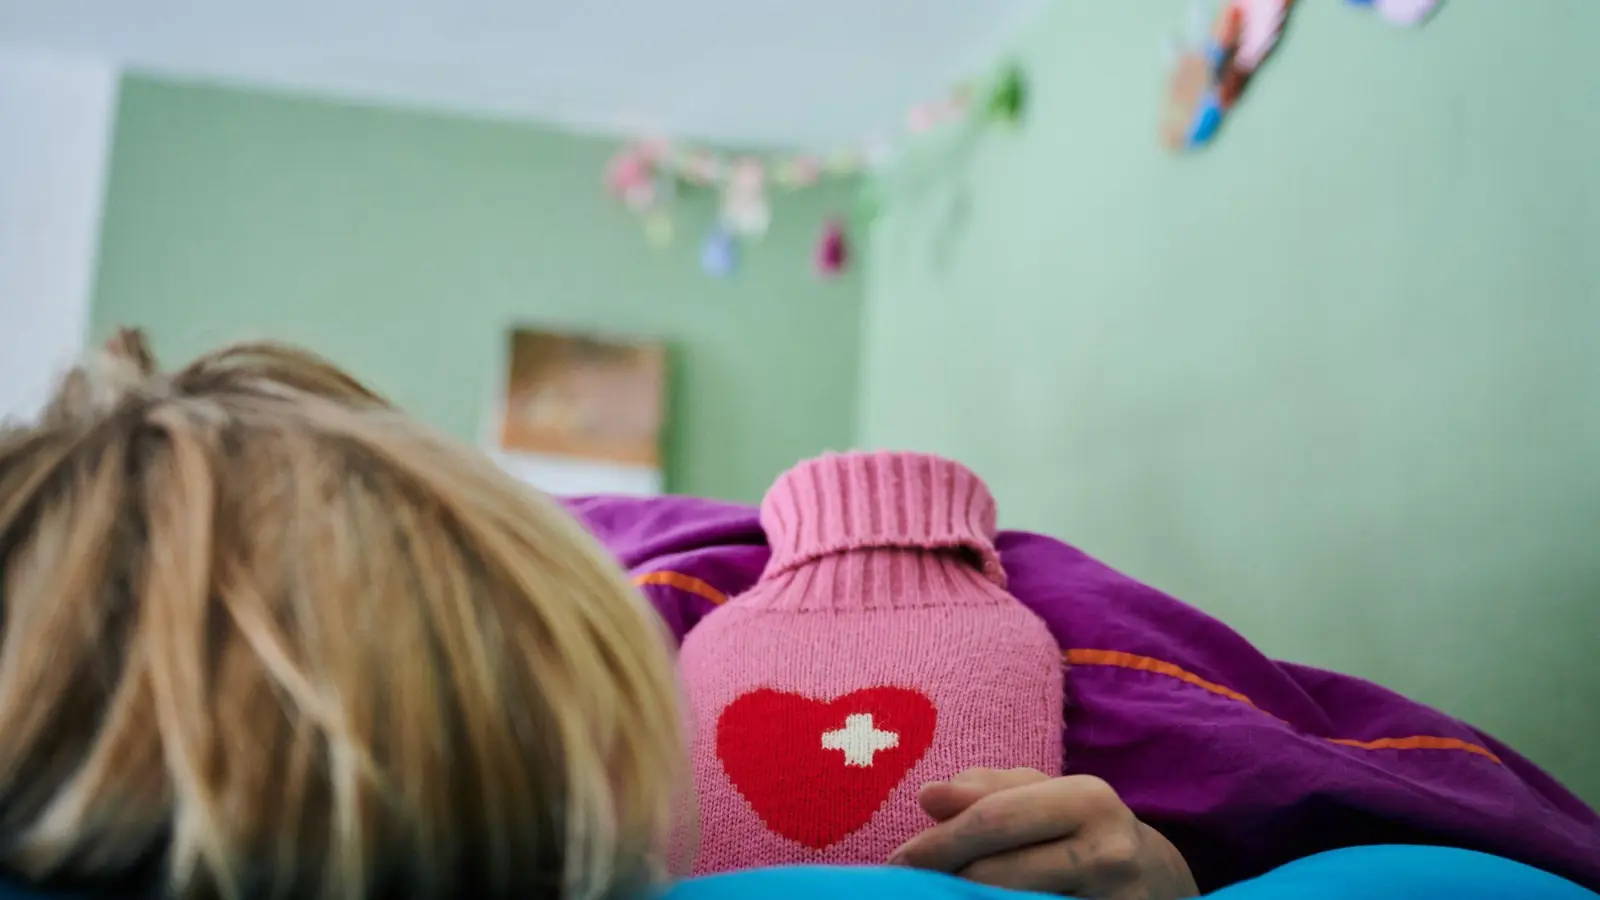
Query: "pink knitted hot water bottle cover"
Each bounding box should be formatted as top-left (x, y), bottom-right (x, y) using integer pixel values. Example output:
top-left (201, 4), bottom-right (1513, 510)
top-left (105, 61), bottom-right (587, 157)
top-left (678, 452), bottom-right (1063, 873)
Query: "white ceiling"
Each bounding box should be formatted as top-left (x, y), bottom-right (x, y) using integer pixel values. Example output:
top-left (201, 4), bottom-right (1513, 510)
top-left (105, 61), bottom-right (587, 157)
top-left (0, 0), bottom-right (1048, 149)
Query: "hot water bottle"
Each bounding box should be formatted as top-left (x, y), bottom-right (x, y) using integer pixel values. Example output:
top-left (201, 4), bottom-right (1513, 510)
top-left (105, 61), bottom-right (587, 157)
top-left (678, 452), bottom-right (1063, 873)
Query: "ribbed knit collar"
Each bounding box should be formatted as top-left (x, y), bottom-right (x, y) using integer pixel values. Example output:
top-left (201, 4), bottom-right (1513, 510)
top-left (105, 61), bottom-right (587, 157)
top-left (758, 452), bottom-right (1005, 589)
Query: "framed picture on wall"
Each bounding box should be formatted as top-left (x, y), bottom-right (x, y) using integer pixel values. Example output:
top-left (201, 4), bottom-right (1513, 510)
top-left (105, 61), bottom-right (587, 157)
top-left (490, 327), bottom-right (667, 496)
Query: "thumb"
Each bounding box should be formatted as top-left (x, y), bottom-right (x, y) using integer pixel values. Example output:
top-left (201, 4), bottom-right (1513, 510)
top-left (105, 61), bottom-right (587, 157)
top-left (918, 768), bottom-right (1050, 822)
top-left (917, 780), bottom-right (985, 822)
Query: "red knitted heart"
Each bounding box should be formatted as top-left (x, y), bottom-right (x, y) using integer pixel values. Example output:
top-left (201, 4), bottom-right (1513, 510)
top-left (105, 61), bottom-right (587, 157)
top-left (716, 687), bottom-right (937, 850)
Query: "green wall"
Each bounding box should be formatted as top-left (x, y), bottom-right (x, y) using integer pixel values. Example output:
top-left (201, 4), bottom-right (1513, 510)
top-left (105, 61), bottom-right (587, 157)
top-left (92, 77), bottom-right (863, 502)
top-left (861, 1), bottom-right (1600, 801)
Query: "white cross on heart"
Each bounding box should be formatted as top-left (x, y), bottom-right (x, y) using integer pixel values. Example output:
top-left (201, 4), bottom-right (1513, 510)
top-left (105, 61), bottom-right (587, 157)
top-left (821, 713), bottom-right (900, 767)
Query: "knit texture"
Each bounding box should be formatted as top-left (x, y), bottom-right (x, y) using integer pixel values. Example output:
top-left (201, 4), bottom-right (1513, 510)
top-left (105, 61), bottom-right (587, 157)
top-left (679, 452), bottom-right (1063, 874)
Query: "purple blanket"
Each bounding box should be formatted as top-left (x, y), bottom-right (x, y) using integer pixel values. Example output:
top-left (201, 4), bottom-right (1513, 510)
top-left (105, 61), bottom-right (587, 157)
top-left (563, 494), bottom-right (1600, 893)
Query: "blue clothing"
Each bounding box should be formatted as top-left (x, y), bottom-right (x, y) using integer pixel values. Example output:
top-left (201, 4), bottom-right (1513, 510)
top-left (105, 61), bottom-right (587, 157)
top-left (665, 845), bottom-right (1599, 900)
top-left (0, 844), bottom-right (1589, 900)
top-left (666, 866), bottom-right (1041, 900)
top-left (1208, 845), bottom-right (1599, 899)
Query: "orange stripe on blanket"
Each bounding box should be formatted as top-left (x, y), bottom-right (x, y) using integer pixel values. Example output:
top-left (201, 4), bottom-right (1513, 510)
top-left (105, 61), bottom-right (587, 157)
top-left (1067, 649), bottom-right (1262, 708)
top-left (633, 571), bottom-right (728, 606)
top-left (1328, 735), bottom-right (1502, 763)
top-left (1066, 648), bottom-right (1503, 765)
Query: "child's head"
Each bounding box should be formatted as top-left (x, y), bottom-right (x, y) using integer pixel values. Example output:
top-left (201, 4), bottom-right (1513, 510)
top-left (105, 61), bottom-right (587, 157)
top-left (0, 330), bottom-right (681, 900)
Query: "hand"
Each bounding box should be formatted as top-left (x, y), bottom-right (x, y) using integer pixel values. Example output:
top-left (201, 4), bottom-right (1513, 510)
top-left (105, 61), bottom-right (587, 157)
top-left (889, 768), bottom-right (1198, 900)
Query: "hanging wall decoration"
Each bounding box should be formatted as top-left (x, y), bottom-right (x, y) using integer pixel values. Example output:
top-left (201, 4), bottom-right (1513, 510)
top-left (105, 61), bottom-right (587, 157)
top-left (987, 66), bottom-right (1028, 127)
top-left (1162, 0), bottom-right (1439, 153)
top-left (604, 63), bottom-right (1029, 280)
top-left (814, 218), bottom-right (850, 278)
top-left (700, 226), bottom-right (739, 278)
top-left (1161, 0), bottom-right (1296, 153)
top-left (1346, 0), bottom-right (1440, 27)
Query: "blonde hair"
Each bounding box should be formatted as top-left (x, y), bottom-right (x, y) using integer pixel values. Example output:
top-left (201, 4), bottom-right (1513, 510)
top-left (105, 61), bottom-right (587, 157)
top-left (0, 330), bottom-right (682, 900)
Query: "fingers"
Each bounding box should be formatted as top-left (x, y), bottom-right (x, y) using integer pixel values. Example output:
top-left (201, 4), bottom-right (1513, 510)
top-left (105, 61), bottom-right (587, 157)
top-left (893, 775), bottom-right (1119, 874)
top-left (958, 839), bottom-right (1096, 896)
top-left (961, 823), bottom-right (1195, 899)
top-left (918, 767), bottom-right (1050, 822)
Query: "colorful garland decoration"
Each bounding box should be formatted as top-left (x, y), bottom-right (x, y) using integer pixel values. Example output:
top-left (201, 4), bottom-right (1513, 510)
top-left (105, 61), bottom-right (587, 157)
top-left (604, 65), bottom-right (1028, 279)
top-left (1162, 0), bottom-right (1439, 153)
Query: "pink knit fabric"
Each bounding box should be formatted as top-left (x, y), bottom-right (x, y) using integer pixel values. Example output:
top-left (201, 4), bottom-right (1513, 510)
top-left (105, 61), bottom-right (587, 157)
top-left (678, 452), bottom-right (1063, 874)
